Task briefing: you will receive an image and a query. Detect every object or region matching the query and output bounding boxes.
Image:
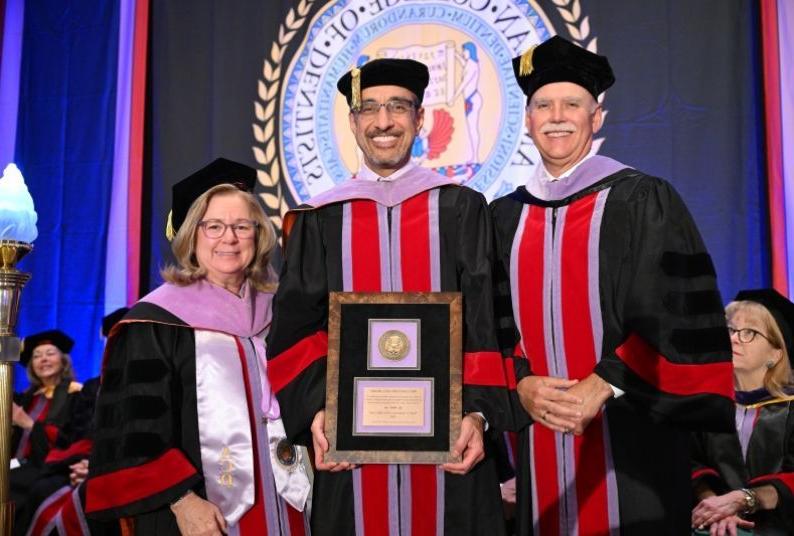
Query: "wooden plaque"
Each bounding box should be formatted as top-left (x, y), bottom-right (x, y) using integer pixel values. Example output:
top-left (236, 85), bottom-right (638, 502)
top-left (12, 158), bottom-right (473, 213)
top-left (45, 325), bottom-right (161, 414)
top-left (325, 291), bottom-right (462, 464)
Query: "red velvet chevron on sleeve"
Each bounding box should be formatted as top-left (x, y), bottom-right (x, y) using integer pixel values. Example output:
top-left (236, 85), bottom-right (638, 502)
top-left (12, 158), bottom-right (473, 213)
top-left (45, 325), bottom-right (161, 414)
top-left (85, 448), bottom-right (197, 513)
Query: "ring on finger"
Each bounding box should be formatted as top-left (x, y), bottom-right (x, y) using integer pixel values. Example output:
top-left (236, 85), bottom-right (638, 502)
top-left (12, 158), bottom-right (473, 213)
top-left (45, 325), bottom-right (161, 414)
top-left (541, 410), bottom-right (549, 420)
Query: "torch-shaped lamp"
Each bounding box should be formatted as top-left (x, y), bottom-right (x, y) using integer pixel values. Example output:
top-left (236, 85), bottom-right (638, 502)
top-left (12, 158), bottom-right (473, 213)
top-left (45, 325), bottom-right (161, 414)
top-left (0, 163), bottom-right (37, 535)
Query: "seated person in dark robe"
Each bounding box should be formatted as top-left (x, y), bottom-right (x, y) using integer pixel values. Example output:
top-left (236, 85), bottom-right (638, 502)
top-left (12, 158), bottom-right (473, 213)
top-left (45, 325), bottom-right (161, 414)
top-left (691, 289), bottom-right (794, 535)
top-left (21, 309), bottom-right (129, 536)
top-left (11, 330), bottom-right (83, 534)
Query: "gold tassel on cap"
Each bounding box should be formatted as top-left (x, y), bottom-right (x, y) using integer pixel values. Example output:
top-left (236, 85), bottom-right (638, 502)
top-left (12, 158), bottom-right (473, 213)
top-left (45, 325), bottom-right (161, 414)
top-left (165, 210), bottom-right (176, 242)
top-left (351, 67), bottom-right (362, 111)
top-left (519, 45), bottom-right (537, 76)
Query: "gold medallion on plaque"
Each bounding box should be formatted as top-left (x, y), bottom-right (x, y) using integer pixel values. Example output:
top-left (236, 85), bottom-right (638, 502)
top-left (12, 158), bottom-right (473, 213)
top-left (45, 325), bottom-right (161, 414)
top-left (378, 330), bottom-right (410, 361)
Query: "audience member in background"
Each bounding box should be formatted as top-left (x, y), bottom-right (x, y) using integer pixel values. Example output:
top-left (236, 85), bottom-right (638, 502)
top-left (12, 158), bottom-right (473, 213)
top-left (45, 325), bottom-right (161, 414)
top-left (85, 159), bottom-right (310, 536)
top-left (10, 330), bottom-right (83, 534)
top-left (691, 289), bottom-right (794, 535)
top-left (21, 308), bottom-right (129, 536)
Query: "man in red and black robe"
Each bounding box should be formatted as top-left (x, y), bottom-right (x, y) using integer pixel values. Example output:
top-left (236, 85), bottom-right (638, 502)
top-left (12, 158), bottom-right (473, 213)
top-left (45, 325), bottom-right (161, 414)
top-left (267, 59), bottom-right (512, 535)
top-left (491, 36), bottom-right (736, 535)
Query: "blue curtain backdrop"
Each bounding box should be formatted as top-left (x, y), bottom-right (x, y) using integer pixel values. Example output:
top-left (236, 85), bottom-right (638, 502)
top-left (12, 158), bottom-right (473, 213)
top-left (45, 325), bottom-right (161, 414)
top-left (588, 1), bottom-right (769, 301)
top-left (14, 0), bottom-right (119, 390)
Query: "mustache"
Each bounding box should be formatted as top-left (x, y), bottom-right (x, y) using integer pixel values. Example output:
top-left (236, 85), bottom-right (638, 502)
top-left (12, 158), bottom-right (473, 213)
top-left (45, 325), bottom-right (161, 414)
top-left (540, 122), bottom-right (576, 134)
top-left (366, 126), bottom-right (403, 137)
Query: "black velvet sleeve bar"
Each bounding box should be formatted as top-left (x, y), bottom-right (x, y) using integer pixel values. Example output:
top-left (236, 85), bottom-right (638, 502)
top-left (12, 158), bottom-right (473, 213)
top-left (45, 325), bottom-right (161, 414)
top-left (593, 176), bottom-right (735, 432)
top-left (87, 316), bottom-right (202, 521)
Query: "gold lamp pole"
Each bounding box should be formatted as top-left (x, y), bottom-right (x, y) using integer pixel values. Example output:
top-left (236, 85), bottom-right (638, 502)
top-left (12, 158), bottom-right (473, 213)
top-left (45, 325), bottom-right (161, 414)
top-left (0, 240), bottom-right (32, 535)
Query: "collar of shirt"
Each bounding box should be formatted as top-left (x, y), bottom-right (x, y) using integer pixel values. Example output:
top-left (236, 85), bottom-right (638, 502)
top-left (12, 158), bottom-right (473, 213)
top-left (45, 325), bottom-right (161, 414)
top-left (356, 160), bottom-right (417, 182)
top-left (536, 154), bottom-right (593, 184)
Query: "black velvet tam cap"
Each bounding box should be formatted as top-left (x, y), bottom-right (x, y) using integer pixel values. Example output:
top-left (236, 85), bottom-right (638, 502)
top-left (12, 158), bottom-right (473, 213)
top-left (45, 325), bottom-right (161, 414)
top-left (512, 35), bottom-right (615, 100)
top-left (735, 288), bottom-right (794, 363)
top-left (168, 158), bottom-right (256, 240)
top-left (102, 307), bottom-right (130, 337)
top-left (20, 330), bottom-right (74, 366)
top-left (337, 58), bottom-right (430, 108)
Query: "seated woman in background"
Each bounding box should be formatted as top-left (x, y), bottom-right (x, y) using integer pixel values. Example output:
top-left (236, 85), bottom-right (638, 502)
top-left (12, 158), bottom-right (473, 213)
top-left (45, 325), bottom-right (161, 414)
top-left (19, 309), bottom-right (130, 536)
top-left (11, 329), bottom-right (83, 533)
top-left (691, 289), bottom-right (794, 536)
top-left (85, 159), bottom-right (310, 536)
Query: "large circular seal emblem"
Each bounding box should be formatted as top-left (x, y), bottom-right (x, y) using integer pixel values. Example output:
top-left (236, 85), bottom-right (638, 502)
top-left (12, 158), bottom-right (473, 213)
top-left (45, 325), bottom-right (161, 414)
top-left (253, 0), bottom-right (601, 227)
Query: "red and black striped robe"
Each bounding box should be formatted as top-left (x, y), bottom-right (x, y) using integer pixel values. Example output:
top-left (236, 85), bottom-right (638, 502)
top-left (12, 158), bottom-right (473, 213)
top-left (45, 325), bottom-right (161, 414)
top-left (267, 180), bottom-right (512, 536)
top-left (491, 164), bottom-right (735, 535)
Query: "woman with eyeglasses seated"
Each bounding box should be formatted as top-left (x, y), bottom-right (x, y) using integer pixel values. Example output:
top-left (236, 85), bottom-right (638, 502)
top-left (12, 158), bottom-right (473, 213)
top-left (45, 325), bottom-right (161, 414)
top-left (85, 159), bottom-right (310, 536)
top-left (691, 289), bottom-right (794, 536)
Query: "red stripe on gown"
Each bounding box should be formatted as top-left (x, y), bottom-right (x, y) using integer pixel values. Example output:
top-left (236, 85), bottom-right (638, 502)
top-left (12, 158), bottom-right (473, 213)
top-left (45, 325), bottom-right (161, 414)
top-left (46, 438), bottom-right (93, 463)
top-left (236, 335), bottom-right (308, 535)
top-left (351, 200), bottom-right (391, 535)
top-left (750, 472), bottom-right (794, 494)
top-left (19, 396), bottom-right (51, 459)
top-left (561, 194), bottom-right (610, 533)
top-left (517, 205), bottom-right (559, 534)
top-left (86, 448), bottom-right (197, 512)
top-left (234, 337), bottom-right (269, 536)
top-left (401, 191), bottom-right (440, 536)
top-left (410, 464), bottom-right (437, 535)
top-left (268, 330), bottom-right (329, 394)
top-left (400, 191), bottom-right (431, 290)
top-left (28, 487), bottom-right (71, 536)
top-left (463, 351), bottom-right (507, 386)
top-left (59, 488), bottom-right (89, 536)
top-left (287, 501), bottom-right (307, 536)
top-left (691, 468), bottom-right (720, 480)
top-left (351, 200), bottom-right (382, 291)
top-left (614, 334), bottom-right (734, 398)
top-left (361, 464), bottom-right (391, 535)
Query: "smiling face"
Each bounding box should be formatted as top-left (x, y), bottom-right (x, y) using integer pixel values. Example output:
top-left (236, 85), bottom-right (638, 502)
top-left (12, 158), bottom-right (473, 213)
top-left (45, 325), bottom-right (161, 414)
top-left (349, 85), bottom-right (424, 176)
top-left (194, 192), bottom-right (255, 289)
top-left (30, 343), bottom-right (64, 386)
top-left (526, 81), bottom-right (603, 177)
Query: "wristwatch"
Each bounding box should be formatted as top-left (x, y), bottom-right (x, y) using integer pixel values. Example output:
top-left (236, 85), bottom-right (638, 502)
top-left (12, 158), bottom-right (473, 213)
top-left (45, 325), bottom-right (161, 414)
top-left (739, 487), bottom-right (758, 515)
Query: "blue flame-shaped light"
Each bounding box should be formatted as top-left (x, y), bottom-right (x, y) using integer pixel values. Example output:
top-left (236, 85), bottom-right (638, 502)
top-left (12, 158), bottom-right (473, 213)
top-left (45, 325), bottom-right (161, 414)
top-left (0, 163), bottom-right (38, 243)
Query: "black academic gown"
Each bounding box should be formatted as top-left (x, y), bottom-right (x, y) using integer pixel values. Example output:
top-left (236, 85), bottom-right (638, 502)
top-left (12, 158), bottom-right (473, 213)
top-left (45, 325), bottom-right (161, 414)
top-left (12, 380), bottom-right (83, 467)
top-left (267, 183), bottom-right (512, 536)
top-left (19, 378), bottom-right (120, 536)
top-left (11, 380), bottom-right (83, 534)
top-left (85, 304), bottom-right (204, 533)
top-left (692, 390), bottom-right (794, 535)
top-left (491, 168), bottom-right (735, 535)
top-left (86, 301), bottom-right (307, 535)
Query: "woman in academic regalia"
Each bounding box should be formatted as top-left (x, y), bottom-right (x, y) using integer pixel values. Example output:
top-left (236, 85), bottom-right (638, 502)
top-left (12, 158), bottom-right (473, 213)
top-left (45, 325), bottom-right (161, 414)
top-left (691, 289), bottom-right (794, 536)
top-left (11, 329), bottom-right (83, 533)
top-left (85, 159), bottom-right (310, 536)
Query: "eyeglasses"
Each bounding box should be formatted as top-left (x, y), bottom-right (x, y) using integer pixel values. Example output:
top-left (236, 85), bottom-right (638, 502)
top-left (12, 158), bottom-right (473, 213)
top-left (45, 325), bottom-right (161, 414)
top-left (727, 326), bottom-right (772, 344)
top-left (356, 98), bottom-right (417, 117)
top-left (198, 219), bottom-right (258, 239)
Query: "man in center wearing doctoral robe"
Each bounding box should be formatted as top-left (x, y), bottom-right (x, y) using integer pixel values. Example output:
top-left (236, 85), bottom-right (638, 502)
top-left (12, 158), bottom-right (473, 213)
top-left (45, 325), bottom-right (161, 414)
top-left (266, 58), bottom-right (513, 536)
top-left (490, 36), bottom-right (736, 535)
